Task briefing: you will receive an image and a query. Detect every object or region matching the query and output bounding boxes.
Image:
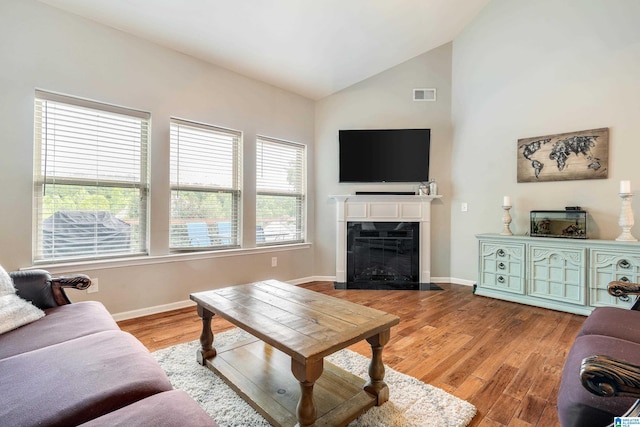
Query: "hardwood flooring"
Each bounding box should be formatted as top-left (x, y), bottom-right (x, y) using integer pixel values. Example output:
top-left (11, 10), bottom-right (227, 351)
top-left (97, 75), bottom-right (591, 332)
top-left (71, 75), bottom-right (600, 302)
top-left (118, 281), bottom-right (585, 427)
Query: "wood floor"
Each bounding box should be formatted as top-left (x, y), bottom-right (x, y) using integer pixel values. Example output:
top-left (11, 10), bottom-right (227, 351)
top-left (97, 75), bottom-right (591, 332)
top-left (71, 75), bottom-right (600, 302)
top-left (118, 281), bottom-right (585, 427)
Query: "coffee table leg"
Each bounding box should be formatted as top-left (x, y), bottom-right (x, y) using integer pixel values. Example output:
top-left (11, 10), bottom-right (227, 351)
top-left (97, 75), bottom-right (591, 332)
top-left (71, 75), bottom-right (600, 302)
top-left (196, 305), bottom-right (217, 365)
top-left (364, 328), bottom-right (391, 405)
top-left (291, 358), bottom-right (323, 427)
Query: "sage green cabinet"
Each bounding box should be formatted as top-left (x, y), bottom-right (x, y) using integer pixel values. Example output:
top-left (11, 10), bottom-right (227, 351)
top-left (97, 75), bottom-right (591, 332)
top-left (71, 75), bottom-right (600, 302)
top-left (476, 234), bottom-right (640, 315)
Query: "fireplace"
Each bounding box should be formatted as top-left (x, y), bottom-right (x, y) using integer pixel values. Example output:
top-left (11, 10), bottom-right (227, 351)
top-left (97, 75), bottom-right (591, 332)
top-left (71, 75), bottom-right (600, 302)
top-left (332, 194), bottom-right (441, 290)
top-left (346, 222), bottom-right (420, 290)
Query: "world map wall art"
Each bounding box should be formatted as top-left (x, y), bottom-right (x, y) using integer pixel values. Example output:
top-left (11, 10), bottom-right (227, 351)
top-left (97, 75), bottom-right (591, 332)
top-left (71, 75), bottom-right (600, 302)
top-left (517, 127), bottom-right (609, 183)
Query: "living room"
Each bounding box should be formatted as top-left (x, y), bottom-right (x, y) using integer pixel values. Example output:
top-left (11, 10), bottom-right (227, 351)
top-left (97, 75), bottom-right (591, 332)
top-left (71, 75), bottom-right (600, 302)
top-left (2, 0), bottom-right (640, 426)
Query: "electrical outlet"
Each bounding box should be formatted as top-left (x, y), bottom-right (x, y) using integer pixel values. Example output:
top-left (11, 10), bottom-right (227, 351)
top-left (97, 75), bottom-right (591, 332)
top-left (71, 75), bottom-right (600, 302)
top-left (87, 277), bottom-right (99, 293)
top-left (461, 202), bottom-right (468, 212)
top-left (271, 257), bottom-right (278, 267)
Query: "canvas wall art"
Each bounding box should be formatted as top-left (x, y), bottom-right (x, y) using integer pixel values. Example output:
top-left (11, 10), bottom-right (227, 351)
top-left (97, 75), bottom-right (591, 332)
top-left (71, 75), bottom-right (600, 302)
top-left (517, 127), bottom-right (609, 183)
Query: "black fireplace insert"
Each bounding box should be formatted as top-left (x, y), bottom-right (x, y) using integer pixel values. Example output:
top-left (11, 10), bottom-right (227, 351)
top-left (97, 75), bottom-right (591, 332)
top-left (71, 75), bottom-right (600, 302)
top-left (336, 221), bottom-right (440, 290)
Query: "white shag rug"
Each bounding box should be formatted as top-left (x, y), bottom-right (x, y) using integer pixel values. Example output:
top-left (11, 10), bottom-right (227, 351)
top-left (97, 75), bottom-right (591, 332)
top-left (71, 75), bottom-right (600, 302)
top-left (152, 329), bottom-right (476, 427)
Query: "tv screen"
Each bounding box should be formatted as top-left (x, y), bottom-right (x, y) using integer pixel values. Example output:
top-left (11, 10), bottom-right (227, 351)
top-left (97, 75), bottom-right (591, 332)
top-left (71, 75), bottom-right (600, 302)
top-left (339, 129), bottom-right (430, 183)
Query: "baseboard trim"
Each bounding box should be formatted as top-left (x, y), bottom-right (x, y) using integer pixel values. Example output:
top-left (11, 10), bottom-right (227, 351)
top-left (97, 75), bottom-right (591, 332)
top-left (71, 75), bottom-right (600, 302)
top-left (113, 276), bottom-right (322, 321)
top-left (112, 275), bottom-right (477, 321)
top-left (287, 276), bottom-right (318, 285)
top-left (304, 276), bottom-right (476, 286)
top-left (307, 275), bottom-right (337, 282)
top-left (113, 300), bottom-right (196, 322)
top-left (432, 276), bottom-right (476, 287)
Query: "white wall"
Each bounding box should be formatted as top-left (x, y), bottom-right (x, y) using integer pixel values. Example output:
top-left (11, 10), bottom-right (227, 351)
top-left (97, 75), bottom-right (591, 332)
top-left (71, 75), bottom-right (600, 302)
top-left (0, 0), bottom-right (315, 316)
top-left (314, 44), bottom-right (453, 280)
top-left (6, 0), bottom-right (639, 315)
top-left (451, 0), bottom-right (640, 280)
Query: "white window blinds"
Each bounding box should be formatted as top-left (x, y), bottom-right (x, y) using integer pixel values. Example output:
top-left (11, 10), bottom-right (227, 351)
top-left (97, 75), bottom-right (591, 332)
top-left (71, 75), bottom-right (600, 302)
top-left (33, 90), bottom-right (149, 262)
top-left (256, 136), bottom-right (305, 245)
top-left (170, 119), bottom-right (242, 249)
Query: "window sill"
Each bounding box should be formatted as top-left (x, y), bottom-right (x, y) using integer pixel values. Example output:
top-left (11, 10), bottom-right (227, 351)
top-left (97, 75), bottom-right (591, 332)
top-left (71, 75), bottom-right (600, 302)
top-left (27, 242), bottom-right (312, 274)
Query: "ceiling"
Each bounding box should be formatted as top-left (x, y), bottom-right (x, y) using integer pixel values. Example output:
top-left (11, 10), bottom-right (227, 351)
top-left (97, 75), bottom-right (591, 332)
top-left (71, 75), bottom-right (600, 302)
top-left (38, 0), bottom-right (490, 100)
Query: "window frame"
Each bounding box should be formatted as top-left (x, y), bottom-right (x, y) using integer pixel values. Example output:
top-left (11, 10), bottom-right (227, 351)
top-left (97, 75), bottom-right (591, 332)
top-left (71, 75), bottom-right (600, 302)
top-left (255, 135), bottom-right (306, 246)
top-left (169, 118), bottom-right (243, 251)
top-left (33, 90), bottom-right (150, 263)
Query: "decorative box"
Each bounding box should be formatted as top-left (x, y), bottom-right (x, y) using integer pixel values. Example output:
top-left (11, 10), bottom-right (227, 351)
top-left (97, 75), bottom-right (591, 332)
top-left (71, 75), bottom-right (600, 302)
top-left (530, 210), bottom-right (587, 239)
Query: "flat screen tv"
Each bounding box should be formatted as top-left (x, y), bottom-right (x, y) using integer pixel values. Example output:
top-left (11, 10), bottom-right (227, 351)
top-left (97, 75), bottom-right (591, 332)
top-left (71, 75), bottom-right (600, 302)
top-left (339, 129), bottom-right (430, 183)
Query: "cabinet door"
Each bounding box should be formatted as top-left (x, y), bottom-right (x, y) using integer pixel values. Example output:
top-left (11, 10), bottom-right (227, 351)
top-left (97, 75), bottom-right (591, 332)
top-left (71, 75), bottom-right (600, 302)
top-left (528, 245), bottom-right (586, 305)
top-left (589, 249), bottom-right (639, 308)
top-left (478, 241), bottom-right (525, 294)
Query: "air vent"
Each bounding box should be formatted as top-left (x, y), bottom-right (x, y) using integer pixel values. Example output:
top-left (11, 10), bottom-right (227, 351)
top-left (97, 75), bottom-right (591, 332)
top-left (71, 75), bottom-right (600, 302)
top-left (413, 88), bottom-right (436, 102)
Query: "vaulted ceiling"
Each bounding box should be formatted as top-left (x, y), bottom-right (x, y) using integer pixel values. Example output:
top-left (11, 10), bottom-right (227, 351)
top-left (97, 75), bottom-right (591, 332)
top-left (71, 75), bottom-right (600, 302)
top-left (38, 0), bottom-right (490, 100)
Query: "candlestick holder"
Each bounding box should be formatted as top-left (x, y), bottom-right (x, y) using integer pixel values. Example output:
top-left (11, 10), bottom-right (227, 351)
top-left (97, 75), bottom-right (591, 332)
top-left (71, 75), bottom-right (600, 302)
top-left (616, 193), bottom-right (637, 242)
top-left (501, 205), bottom-right (513, 236)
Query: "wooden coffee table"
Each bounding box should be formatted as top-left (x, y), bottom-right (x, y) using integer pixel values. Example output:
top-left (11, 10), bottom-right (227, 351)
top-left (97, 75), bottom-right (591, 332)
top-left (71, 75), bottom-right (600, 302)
top-left (190, 280), bottom-right (400, 427)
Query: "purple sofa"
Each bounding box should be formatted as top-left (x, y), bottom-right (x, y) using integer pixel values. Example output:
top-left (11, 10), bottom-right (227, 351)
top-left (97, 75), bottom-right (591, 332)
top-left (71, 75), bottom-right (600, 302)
top-left (558, 280), bottom-right (640, 427)
top-left (0, 269), bottom-right (217, 427)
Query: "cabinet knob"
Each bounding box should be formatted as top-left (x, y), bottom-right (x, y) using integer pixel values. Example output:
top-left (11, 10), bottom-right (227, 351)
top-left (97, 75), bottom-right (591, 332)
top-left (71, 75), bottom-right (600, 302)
top-left (621, 276), bottom-right (630, 282)
top-left (497, 249), bottom-right (505, 257)
top-left (497, 275), bottom-right (505, 283)
top-left (618, 259), bottom-right (632, 269)
top-left (498, 262), bottom-right (506, 270)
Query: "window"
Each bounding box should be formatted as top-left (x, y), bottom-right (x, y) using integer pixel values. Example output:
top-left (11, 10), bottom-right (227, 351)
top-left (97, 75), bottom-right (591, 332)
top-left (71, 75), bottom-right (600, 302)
top-left (170, 119), bottom-right (242, 250)
top-left (256, 136), bottom-right (305, 245)
top-left (33, 91), bottom-right (149, 262)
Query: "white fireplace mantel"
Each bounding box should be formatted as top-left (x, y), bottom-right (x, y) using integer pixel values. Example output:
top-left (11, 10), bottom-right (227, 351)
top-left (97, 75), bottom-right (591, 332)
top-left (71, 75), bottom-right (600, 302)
top-left (330, 194), bottom-right (441, 284)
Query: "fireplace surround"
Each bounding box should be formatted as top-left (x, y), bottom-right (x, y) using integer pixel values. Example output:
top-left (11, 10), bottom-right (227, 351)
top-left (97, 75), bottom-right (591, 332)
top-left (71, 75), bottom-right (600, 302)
top-left (331, 194), bottom-right (441, 290)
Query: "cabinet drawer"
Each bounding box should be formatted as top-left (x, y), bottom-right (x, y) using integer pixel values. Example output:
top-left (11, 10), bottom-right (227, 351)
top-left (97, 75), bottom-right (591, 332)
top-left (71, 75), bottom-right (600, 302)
top-left (589, 249), bottom-right (639, 308)
top-left (478, 242), bottom-right (525, 294)
top-left (528, 245), bottom-right (586, 305)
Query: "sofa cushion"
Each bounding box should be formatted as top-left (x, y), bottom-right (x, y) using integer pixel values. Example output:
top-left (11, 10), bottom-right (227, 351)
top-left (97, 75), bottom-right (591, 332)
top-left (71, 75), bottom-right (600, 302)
top-left (558, 334), bottom-right (640, 427)
top-left (0, 300), bottom-right (119, 360)
top-left (77, 390), bottom-right (218, 427)
top-left (0, 330), bottom-right (173, 427)
top-left (579, 306), bottom-right (640, 343)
